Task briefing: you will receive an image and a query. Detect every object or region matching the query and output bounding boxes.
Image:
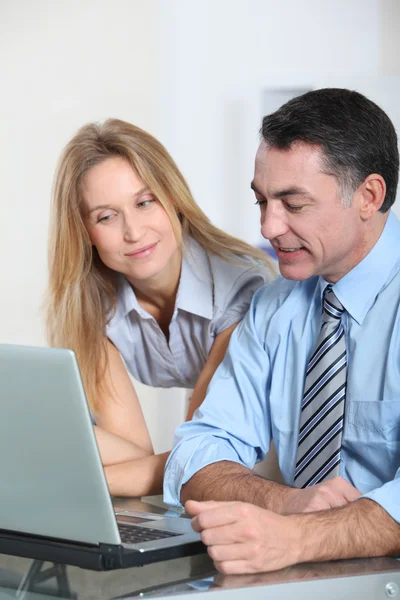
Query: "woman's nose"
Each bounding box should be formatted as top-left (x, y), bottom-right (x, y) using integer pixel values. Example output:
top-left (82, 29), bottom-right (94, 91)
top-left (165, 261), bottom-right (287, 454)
top-left (123, 216), bottom-right (145, 242)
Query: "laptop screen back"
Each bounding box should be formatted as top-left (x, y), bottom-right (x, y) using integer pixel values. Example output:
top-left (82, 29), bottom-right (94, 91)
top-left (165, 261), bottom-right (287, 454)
top-left (0, 344), bottom-right (120, 545)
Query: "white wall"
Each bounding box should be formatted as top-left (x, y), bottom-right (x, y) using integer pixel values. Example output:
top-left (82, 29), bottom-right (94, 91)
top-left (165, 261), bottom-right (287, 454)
top-left (0, 0), bottom-right (159, 346)
top-left (2, 0), bottom-right (398, 452)
top-left (381, 0), bottom-right (400, 74)
top-left (157, 0), bottom-right (384, 247)
top-left (0, 0), bottom-right (188, 451)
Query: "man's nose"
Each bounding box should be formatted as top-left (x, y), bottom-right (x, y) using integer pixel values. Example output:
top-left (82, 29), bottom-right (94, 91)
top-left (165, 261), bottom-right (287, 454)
top-left (261, 204), bottom-right (289, 241)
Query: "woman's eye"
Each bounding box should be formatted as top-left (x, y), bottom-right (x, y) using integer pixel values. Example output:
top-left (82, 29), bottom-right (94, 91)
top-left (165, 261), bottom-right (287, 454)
top-left (137, 198), bottom-right (156, 208)
top-left (97, 213), bottom-right (115, 223)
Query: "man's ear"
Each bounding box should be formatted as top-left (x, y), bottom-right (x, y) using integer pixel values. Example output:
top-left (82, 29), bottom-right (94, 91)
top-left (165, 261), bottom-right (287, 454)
top-left (358, 174), bottom-right (386, 220)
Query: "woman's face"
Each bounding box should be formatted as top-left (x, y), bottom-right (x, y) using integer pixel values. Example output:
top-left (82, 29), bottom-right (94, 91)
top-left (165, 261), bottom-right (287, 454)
top-left (82, 156), bottom-right (181, 286)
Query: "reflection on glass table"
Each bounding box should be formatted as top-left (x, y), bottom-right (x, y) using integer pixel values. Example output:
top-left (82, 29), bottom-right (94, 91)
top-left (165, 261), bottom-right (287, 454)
top-left (116, 556), bottom-right (400, 599)
top-left (0, 554), bottom-right (399, 600)
top-left (3, 559), bottom-right (74, 600)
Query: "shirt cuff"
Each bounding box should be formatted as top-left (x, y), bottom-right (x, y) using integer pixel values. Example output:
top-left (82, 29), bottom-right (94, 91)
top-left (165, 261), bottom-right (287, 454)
top-left (163, 436), bottom-right (247, 507)
top-left (362, 476), bottom-right (400, 524)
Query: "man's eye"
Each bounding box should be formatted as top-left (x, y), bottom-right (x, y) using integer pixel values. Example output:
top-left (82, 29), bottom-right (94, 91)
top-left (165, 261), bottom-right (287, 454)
top-left (254, 199), bottom-right (267, 207)
top-left (286, 204), bottom-right (303, 213)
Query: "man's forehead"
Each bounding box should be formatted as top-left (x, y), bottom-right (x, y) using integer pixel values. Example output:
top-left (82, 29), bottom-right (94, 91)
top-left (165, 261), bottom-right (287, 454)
top-left (255, 142), bottom-right (326, 180)
top-left (256, 139), bottom-right (323, 160)
top-left (252, 142), bottom-right (340, 202)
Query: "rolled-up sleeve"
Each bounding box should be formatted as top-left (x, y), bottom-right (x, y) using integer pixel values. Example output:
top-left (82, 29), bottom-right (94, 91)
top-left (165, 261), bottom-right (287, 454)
top-left (362, 467), bottom-right (400, 524)
top-left (164, 291), bottom-right (273, 506)
top-left (212, 266), bottom-right (274, 336)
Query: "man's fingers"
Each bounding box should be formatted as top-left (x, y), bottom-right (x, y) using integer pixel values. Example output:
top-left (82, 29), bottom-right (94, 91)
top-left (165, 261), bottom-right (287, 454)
top-left (326, 477), bottom-right (361, 499)
top-left (326, 478), bottom-right (361, 507)
top-left (185, 500), bottom-right (238, 515)
top-left (187, 501), bottom-right (246, 532)
top-left (214, 560), bottom-right (259, 575)
top-left (199, 522), bottom-right (250, 546)
top-left (207, 541), bottom-right (253, 563)
top-left (342, 486), bottom-right (362, 503)
top-left (191, 509), bottom-right (239, 533)
top-left (299, 477), bottom-right (362, 511)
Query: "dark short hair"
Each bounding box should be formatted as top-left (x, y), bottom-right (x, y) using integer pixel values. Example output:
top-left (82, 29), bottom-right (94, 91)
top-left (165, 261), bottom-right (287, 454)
top-left (261, 88), bottom-right (399, 212)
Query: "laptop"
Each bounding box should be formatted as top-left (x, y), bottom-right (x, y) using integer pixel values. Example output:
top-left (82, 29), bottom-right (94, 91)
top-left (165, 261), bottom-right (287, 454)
top-left (0, 344), bottom-right (204, 570)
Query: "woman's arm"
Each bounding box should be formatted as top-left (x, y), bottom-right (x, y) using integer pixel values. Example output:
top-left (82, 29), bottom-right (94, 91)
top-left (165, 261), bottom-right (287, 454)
top-left (104, 452), bottom-right (170, 496)
top-left (186, 323), bottom-right (238, 420)
top-left (93, 339), bottom-right (154, 465)
top-left (103, 324), bottom-right (239, 497)
top-left (93, 426), bottom-right (151, 465)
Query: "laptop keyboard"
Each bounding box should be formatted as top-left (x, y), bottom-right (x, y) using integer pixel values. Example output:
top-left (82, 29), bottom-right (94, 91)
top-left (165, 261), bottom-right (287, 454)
top-left (118, 523), bottom-right (181, 544)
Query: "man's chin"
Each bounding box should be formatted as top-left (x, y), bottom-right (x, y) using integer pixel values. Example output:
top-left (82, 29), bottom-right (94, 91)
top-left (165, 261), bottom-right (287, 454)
top-left (278, 264), bottom-right (314, 281)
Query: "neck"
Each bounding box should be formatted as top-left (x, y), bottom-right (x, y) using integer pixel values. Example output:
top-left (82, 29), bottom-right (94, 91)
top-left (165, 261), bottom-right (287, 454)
top-left (327, 212), bottom-right (388, 284)
top-left (353, 211), bottom-right (389, 270)
top-left (126, 246), bottom-right (182, 314)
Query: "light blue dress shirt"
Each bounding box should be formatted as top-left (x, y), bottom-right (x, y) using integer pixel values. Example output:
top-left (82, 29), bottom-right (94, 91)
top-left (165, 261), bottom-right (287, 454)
top-left (107, 237), bottom-right (272, 388)
top-left (164, 212), bottom-right (400, 525)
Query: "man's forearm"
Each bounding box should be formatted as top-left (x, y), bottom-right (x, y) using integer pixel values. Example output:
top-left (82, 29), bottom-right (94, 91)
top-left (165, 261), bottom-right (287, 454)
top-left (181, 460), bottom-right (293, 512)
top-left (296, 498), bottom-right (400, 564)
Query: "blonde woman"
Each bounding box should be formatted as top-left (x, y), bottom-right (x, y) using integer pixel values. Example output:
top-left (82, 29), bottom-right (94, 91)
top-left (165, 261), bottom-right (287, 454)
top-left (47, 119), bottom-right (275, 497)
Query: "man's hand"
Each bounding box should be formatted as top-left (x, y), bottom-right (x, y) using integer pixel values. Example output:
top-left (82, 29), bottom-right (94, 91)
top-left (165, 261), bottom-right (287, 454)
top-left (283, 477), bottom-right (361, 514)
top-left (187, 500), bottom-right (302, 574)
top-left (187, 496), bottom-right (400, 575)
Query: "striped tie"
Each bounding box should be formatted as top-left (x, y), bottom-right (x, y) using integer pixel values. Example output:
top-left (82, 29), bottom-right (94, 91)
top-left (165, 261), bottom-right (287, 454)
top-left (294, 286), bottom-right (346, 488)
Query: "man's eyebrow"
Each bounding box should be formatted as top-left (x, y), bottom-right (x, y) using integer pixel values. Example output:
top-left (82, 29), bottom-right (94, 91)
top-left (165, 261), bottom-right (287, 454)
top-left (87, 187), bottom-right (149, 214)
top-left (250, 181), bottom-right (263, 195)
top-left (250, 182), bottom-right (313, 200)
top-left (270, 187), bottom-right (310, 199)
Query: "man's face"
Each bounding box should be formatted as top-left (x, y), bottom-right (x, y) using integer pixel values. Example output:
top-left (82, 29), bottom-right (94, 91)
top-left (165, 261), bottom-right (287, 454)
top-left (252, 141), bottom-right (367, 282)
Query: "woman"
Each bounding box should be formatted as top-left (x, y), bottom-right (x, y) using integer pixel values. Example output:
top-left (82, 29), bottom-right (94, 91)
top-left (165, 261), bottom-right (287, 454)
top-left (46, 119), bottom-right (275, 496)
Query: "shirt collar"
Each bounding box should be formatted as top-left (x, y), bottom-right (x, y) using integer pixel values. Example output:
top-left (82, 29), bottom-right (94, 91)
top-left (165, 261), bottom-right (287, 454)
top-left (320, 211), bottom-right (400, 325)
top-left (175, 237), bottom-right (214, 320)
top-left (114, 274), bottom-right (151, 321)
top-left (112, 237), bottom-right (214, 323)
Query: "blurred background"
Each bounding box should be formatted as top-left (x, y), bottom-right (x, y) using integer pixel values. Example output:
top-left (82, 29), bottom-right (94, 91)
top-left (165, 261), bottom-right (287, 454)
top-left (1, 0), bottom-right (399, 452)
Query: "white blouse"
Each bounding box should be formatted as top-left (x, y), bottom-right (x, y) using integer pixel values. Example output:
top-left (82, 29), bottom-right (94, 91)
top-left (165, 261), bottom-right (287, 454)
top-left (107, 237), bottom-right (273, 388)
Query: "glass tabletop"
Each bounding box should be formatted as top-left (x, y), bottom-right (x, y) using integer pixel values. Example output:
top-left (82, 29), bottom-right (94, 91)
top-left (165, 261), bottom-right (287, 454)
top-left (0, 496), bottom-right (213, 600)
top-left (0, 496), bottom-right (399, 600)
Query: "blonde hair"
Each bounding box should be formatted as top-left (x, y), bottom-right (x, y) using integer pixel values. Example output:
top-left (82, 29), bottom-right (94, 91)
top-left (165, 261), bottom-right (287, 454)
top-left (46, 119), bottom-right (275, 411)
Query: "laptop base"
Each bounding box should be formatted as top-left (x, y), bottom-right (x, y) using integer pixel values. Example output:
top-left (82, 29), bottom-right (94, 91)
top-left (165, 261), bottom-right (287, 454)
top-left (0, 529), bottom-right (206, 571)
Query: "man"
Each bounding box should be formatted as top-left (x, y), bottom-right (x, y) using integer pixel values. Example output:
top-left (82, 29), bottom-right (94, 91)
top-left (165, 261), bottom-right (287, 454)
top-left (163, 88), bottom-right (400, 574)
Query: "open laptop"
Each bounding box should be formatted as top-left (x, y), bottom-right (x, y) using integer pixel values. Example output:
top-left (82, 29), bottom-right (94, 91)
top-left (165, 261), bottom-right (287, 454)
top-left (0, 344), bottom-right (204, 570)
